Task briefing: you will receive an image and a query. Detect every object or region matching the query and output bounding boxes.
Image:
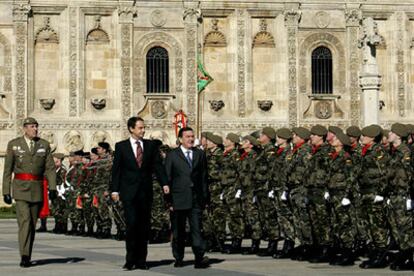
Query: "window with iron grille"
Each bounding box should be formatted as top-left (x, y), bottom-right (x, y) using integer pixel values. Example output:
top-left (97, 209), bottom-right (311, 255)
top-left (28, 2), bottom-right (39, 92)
top-left (146, 46), bottom-right (169, 93)
top-left (311, 46), bottom-right (333, 94)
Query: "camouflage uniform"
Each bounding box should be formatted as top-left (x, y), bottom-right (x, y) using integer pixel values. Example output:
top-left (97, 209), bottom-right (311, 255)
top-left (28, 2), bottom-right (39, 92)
top-left (51, 166), bottom-right (68, 232)
top-left (81, 162), bottom-right (96, 234)
top-left (66, 163), bottom-right (86, 234)
top-left (150, 176), bottom-right (170, 243)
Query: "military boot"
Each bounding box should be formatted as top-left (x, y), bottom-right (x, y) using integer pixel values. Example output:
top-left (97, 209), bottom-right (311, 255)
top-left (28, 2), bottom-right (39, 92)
top-left (52, 222), bottom-right (60, 234)
top-left (308, 245), bottom-right (331, 263)
top-left (390, 249), bottom-right (413, 271)
top-left (67, 223), bottom-right (78, 235)
top-left (359, 248), bottom-right (388, 269)
top-left (273, 239), bottom-right (294, 259)
top-left (258, 240), bottom-right (277, 257)
top-left (224, 239), bottom-right (242, 254)
top-left (36, 218), bottom-right (47, 232)
top-left (242, 239), bottom-right (260, 255)
top-left (295, 245), bottom-right (312, 261)
top-left (331, 248), bottom-right (354, 266)
top-left (86, 227), bottom-right (94, 237)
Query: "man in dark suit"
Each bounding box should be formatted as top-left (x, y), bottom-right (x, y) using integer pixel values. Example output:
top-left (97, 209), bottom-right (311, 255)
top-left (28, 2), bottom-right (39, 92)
top-left (164, 127), bottom-right (210, 269)
top-left (111, 116), bottom-right (168, 270)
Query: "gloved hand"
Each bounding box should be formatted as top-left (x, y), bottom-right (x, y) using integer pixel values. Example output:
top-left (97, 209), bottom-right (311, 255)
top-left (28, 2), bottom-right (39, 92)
top-left (268, 190), bottom-right (275, 199)
top-left (3, 194), bottom-right (12, 205)
top-left (373, 195), bottom-right (384, 203)
top-left (407, 199), bottom-right (412, 211)
top-left (324, 191), bottom-right (330, 200)
top-left (281, 191), bottom-right (288, 201)
top-left (49, 190), bottom-right (58, 201)
top-left (386, 199), bottom-right (390, 205)
top-left (341, 198), bottom-right (351, 206)
top-left (219, 193), bottom-right (224, 201)
top-left (235, 189), bottom-right (242, 199)
top-left (252, 195), bottom-right (257, 204)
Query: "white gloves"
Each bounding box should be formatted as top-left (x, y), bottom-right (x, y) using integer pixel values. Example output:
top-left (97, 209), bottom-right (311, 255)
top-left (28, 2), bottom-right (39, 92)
top-left (374, 195), bottom-right (384, 203)
top-left (268, 190), bottom-right (275, 199)
top-left (407, 199), bottom-right (413, 211)
top-left (281, 191), bottom-right (288, 201)
top-left (220, 193), bottom-right (224, 201)
top-left (235, 189), bottom-right (242, 199)
top-left (324, 192), bottom-right (330, 200)
top-left (252, 196), bottom-right (257, 204)
top-left (341, 198), bottom-right (351, 206)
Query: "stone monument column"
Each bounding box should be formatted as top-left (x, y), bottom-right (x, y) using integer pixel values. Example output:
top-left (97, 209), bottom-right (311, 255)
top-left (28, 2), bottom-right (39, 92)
top-left (183, 2), bottom-right (201, 131)
top-left (284, 7), bottom-right (301, 128)
top-left (358, 17), bottom-right (382, 126)
top-left (118, 6), bottom-right (137, 138)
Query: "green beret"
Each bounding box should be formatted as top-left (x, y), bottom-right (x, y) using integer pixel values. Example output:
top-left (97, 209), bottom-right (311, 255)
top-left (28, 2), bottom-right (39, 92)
top-left (206, 133), bottom-right (222, 145)
top-left (310, 125), bottom-right (328, 136)
top-left (201, 131), bottom-right (213, 138)
top-left (336, 132), bottom-right (351, 146)
top-left (328, 126), bottom-right (342, 135)
top-left (391, 123), bottom-right (408, 138)
top-left (262, 127), bottom-right (276, 140)
top-left (243, 135), bottom-right (259, 147)
top-left (52, 153), bottom-right (65, 160)
top-left (23, 117), bottom-right (38, 126)
top-left (226, 133), bottom-right (240, 144)
top-left (361, 125), bottom-right (381, 138)
top-left (292, 127), bottom-right (311, 140)
top-left (250, 130), bottom-right (261, 139)
top-left (405, 124), bottom-right (414, 135)
top-left (346, 126), bottom-right (361, 137)
top-left (276, 128), bottom-right (292, 140)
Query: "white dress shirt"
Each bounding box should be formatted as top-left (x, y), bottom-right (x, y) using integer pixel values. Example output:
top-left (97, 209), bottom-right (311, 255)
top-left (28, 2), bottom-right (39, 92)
top-left (180, 145), bottom-right (193, 161)
top-left (130, 137), bottom-right (144, 156)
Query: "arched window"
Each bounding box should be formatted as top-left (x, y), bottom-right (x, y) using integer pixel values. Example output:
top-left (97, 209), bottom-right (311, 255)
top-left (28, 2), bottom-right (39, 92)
top-left (311, 46), bottom-right (332, 94)
top-left (146, 46), bottom-right (169, 93)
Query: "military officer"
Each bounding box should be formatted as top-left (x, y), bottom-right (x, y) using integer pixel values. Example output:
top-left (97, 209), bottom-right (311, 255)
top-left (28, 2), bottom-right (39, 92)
top-left (2, 117), bottom-right (57, 267)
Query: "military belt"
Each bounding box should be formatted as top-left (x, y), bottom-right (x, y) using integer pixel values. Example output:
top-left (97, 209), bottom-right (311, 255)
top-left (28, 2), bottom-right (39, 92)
top-left (359, 187), bottom-right (375, 194)
top-left (14, 173), bottom-right (43, 181)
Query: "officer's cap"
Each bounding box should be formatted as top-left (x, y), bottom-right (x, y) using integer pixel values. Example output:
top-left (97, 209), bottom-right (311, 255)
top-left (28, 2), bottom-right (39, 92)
top-left (292, 127), bottom-right (311, 140)
top-left (328, 126), bottom-right (342, 135)
top-left (391, 123), bottom-right (408, 138)
top-left (336, 132), bottom-right (351, 146)
top-left (276, 128), bottom-right (292, 140)
top-left (310, 125), bottom-right (328, 136)
top-left (23, 117), bottom-right (38, 126)
top-left (98, 142), bottom-right (110, 151)
top-left (346, 126), bottom-right (361, 138)
top-left (361, 125), bottom-right (382, 138)
top-left (261, 127), bottom-right (276, 140)
top-left (226, 133), bottom-right (240, 144)
top-left (242, 135), bottom-right (259, 147)
top-left (52, 153), bottom-right (65, 160)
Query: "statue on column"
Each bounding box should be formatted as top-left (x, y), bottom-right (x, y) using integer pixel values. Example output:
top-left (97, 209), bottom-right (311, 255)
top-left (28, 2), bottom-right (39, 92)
top-left (358, 17), bottom-right (382, 68)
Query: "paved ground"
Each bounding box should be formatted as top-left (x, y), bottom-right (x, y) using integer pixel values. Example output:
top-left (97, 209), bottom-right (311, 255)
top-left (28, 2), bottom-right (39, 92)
top-left (0, 219), bottom-right (412, 275)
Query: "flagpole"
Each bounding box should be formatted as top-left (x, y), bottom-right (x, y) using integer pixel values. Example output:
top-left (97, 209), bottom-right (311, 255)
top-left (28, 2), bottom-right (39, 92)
top-left (197, 43), bottom-right (202, 138)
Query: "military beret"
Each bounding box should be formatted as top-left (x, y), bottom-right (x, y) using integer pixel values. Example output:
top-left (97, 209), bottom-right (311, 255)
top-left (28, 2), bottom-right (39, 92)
top-left (262, 127), bottom-right (276, 140)
top-left (243, 135), bottom-right (259, 147)
top-left (391, 123), bottom-right (408, 138)
top-left (292, 127), bottom-right (311, 140)
top-left (71, 150), bottom-right (85, 157)
top-left (250, 130), bottom-right (261, 139)
top-left (159, 144), bottom-right (170, 152)
top-left (346, 126), bottom-right (361, 137)
top-left (336, 132), bottom-right (351, 146)
top-left (52, 153), bottom-right (65, 160)
top-left (310, 125), bottom-right (328, 136)
top-left (328, 126), bottom-right (342, 135)
top-left (405, 124), bottom-right (414, 135)
top-left (98, 142), bottom-right (110, 151)
top-left (361, 125), bottom-right (381, 138)
top-left (206, 133), bottom-right (222, 145)
top-left (226, 133), bottom-right (240, 144)
top-left (201, 131), bottom-right (213, 138)
top-left (276, 128), bottom-right (292, 140)
top-left (23, 117), bottom-right (38, 126)
top-left (91, 147), bottom-right (98, 155)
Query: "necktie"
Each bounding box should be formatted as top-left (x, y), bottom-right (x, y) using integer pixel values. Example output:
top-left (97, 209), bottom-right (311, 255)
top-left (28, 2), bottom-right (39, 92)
top-left (136, 141), bottom-right (143, 167)
top-left (186, 150), bottom-right (192, 168)
top-left (30, 140), bottom-right (34, 153)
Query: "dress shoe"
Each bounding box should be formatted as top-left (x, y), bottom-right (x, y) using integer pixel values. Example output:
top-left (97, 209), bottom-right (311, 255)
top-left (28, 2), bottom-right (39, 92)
top-left (36, 227), bottom-right (47, 233)
top-left (20, 255), bottom-right (31, 268)
top-left (122, 262), bottom-right (136, 270)
top-left (174, 260), bottom-right (184, 267)
top-left (194, 256), bottom-right (210, 269)
top-left (135, 263), bottom-right (149, 270)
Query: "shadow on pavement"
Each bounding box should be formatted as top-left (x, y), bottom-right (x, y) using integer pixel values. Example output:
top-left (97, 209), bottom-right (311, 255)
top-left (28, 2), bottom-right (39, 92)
top-left (147, 259), bottom-right (175, 268)
top-left (31, 257), bottom-right (85, 266)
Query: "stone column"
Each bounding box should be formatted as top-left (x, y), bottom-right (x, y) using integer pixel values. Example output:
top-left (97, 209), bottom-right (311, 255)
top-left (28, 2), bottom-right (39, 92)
top-left (69, 6), bottom-right (78, 117)
top-left (396, 12), bottom-right (407, 117)
top-left (284, 8), bottom-right (301, 128)
top-left (358, 17), bottom-right (382, 126)
top-left (118, 6), bottom-right (137, 138)
top-left (345, 7), bottom-right (362, 126)
top-left (183, 3), bottom-right (201, 129)
top-left (237, 9), bottom-right (246, 118)
top-left (13, 3), bottom-right (31, 126)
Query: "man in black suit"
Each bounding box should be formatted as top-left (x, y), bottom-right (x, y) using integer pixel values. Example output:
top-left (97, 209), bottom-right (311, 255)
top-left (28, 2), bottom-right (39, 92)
top-left (164, 127), bottom-right (210, 269)
top-left (111, 116), bottom-right (168, 270)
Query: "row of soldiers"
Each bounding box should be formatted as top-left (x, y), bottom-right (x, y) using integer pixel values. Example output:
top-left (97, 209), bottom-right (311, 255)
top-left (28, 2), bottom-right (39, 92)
top-left (200, 123), bottom-right (414, 271)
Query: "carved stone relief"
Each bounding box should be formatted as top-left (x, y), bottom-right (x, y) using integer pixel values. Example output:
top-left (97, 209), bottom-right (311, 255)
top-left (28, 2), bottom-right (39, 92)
top-left (204, 19), bottom-right (227, 47)
top-left (39, 130), bottom-right (57, 152)
top-left (237, 9), bottom-right (246, 117)
top-left (150, 10), bottom-right (167, 28)
top-left (63, 130), bottom-right (84, 152)
top-left (252, 19), bottom-right (275, 48)
top-left (69, 7), bottom-right (78, 116)
top-left (313, 11), bottom-right (330, 28)
top-left (396, 12), bottom-right (406, 117)
top-left (151, 100), bottom-right (168, 119)
top-left (91, 130), bottom-right (111, 146)
top-left (0, 32), bottom-right (12, 95)
top-left (86, 15), bottom-right (110, 44)
top-left (35, 17), bottom-right (59, 44)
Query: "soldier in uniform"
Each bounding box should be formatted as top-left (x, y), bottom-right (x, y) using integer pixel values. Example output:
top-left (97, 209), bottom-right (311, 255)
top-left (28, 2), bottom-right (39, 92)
top-left (386, 123), bottom-right (414, 271)
top-left (255, 127), bottom-right (278, 257)
top-left (51, 153), bottom-right (68, 234)
top-left (2, 117), bottom-right (57, 267)
top-left (358, 125), bottom-right (390, 269)
top-left (286, 127), bottom-right (313, 261)
top-left (221, 133), bottom-right (243, 254)
top-left (204, 133), bottom-right (225, 252)
top-left (271, 128), bottom-right (296, 259)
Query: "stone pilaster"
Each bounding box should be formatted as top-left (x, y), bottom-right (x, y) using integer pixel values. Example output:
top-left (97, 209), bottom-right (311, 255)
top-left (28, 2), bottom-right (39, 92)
top-left (69, 7), bottom-right (78, 117)
top-left (118, 6), bottom-right (137, 138)
top-left (13, 3), bottom-right (31, 126)
top-left (237, 9), bottom-right (246, 117)
top-left (183, 3), bottom-right (201, 128)
top-left (396, 12), bottom-right (406, 117)
top-left (345, 8), bottom-right (362, 126)
top-left (284, 9), bottom-right (301, 128)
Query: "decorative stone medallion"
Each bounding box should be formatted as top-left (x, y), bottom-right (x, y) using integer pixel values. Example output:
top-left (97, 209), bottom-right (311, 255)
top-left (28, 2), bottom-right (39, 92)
top-left (151, 100), bottom-right (167, 119)
top-left (315, 101), bottom-right (332, 119)
top-left (313, 11), bottom-right (330, 28)
top-left (150, 10), bottom-right (167, 28)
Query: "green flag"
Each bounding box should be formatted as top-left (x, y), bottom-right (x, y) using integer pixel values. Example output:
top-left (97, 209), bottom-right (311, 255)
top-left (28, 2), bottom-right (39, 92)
top-left (197, 56), bottom-right (213, 93)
